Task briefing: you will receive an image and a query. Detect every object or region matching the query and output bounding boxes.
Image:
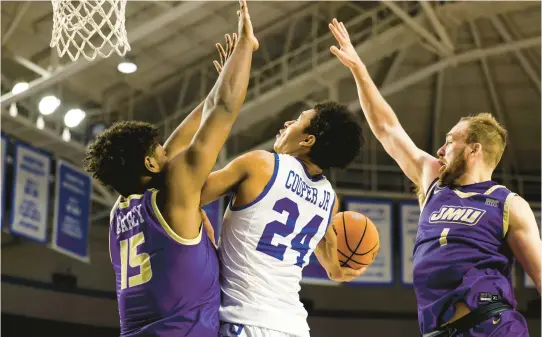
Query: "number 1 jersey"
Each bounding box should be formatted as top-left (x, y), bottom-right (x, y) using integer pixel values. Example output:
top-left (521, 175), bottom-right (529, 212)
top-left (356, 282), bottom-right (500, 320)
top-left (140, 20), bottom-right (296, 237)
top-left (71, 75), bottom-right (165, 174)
top-left (219, 153), bottom-right (336, 337)
top-left (109, 188), bottom-right (220, 337)
top-left (413, 180), bottom-right (517, 334)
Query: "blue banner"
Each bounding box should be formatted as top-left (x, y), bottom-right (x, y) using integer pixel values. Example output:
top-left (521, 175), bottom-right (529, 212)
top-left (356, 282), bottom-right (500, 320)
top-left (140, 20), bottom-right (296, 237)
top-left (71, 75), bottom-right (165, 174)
top-left (51, 160), bottom-right (92, 262)
top-left (1, 135), bottom-right (7, 226)
top-left (400, 202), bottom-right (420, 286)
top-left (202, 198), bottom-right (223, 244)
top-left (524, 209), bottom-right (540, 288)
top-left (9, 142), bottom-right (51, 243)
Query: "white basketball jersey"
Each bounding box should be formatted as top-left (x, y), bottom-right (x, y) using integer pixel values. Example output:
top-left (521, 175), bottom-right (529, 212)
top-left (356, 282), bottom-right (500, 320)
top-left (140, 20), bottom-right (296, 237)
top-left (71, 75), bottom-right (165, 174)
top-left (219, 153), bottom-right (336, 337)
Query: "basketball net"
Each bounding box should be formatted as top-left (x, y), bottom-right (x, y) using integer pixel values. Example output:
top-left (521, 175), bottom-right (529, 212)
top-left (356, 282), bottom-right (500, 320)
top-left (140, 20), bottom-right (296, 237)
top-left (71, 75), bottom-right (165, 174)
top-left (50, 0), bottom-right (131, 61)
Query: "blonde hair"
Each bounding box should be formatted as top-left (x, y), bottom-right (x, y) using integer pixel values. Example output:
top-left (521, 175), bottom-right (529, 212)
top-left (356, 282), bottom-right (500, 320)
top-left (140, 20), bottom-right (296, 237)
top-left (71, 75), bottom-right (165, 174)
top-left (459, 113), bottom-right (507, 168)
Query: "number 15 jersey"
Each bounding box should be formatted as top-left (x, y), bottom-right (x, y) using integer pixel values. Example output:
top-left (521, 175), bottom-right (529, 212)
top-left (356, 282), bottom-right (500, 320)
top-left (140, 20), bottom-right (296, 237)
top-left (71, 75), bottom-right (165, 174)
top-left (109, 188), bottom-right (220, 337)
top-left (219, 153), bottom-right (336, 337)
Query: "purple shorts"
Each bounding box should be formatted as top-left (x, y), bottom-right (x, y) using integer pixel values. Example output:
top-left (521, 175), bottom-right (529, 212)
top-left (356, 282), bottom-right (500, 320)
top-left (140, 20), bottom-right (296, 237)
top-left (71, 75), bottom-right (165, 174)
top-left (458, 310), bottom-right (529, 337)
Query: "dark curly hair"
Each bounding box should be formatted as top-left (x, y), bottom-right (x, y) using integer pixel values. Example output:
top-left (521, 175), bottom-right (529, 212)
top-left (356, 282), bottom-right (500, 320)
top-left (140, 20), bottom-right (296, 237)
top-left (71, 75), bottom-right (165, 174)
top-left (304, 101), bottom-right (364, 170)
top-left (83, 121), bottom-right (160, 191)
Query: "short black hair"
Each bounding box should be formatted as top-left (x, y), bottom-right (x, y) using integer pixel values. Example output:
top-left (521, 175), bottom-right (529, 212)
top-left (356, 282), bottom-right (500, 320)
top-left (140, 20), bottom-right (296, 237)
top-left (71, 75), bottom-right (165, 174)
top-left (304, 101), bottom-right (364, 170)
top-left (83, 121), bottom-right (159, 191)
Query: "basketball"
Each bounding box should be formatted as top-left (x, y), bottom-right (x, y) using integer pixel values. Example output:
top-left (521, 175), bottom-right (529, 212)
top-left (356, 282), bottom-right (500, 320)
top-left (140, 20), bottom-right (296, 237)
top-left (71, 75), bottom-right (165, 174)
top-left (332, 211), bottom-right (380, 269)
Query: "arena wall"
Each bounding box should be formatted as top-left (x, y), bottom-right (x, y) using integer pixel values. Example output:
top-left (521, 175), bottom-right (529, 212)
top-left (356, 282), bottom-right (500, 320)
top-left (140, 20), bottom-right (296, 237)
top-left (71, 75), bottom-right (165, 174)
top-left (2, 233), bottom-right (540, 336)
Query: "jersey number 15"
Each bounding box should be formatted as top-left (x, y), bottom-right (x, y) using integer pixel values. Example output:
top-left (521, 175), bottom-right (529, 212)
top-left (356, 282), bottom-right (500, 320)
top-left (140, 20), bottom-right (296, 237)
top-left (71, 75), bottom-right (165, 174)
top-left (256, 197), bottom-right (325, 267)
top-left (120, 232), bottom-right (153, 290)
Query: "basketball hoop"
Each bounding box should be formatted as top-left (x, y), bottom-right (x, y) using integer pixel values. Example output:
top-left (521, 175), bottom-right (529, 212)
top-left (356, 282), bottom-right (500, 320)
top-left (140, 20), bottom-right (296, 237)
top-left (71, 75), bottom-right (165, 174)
top-left (50, 0), bottom-right (131, 61)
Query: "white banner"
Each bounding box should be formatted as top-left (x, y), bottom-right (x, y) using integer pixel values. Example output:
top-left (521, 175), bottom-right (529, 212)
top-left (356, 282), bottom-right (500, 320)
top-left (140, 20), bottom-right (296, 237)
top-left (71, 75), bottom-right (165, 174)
top-left (344, 199), bottom-right (393, 285)
top-left (400, 202), bottom-right (420, 285)
top-left (9, 143), bottom-right (51, 243)
top-left (524, 209), bottom-right (541, 288)
top-left (1, 136), bottom-right (7, 225)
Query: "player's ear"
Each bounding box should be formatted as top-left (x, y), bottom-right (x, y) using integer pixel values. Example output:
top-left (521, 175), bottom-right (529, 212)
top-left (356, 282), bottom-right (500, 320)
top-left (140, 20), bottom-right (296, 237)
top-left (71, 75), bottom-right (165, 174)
top-left (300, 135), bottom-right (315, 148)
top-left (469, 143), bottom-right (482, 157)
top-left (144, 156), bottom-right (160, 173)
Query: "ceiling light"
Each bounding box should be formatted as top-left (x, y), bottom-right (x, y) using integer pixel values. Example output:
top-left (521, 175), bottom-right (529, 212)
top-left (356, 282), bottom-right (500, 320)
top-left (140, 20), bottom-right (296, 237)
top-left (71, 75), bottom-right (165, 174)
top-left (9, 103), bottom-right (18, 117)
top-left (64, 108), bottom-right (86, 128)
top-left (117, 61), bottom-right (137, 74)
top-left (62, 128), bottom-right (71, 142)
top-left (12, 82), bottom-right (29, 94)
top-left (38, 95), bottom-right (61, 115)
top-left (36, 116), bottom-right (45, 130)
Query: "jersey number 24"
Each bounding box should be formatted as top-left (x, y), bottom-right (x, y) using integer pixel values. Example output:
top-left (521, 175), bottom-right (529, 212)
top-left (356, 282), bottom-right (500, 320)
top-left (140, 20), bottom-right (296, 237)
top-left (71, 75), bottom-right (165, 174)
top-left (256, 197), bottom-right (325, 267)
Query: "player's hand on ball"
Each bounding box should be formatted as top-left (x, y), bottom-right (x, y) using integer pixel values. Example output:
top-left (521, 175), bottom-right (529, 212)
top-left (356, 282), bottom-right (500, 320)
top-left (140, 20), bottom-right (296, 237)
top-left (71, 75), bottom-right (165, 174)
top-left (340, 266), bottom-right (368, 282)
top-left (328, 266), bottom-right (367, 282)
top-left (237, 0), bottom-right (259, 51)
top-left (329, 18), bottom-right (364, 70)
top-left (213, 33), bottom-right (238, 74)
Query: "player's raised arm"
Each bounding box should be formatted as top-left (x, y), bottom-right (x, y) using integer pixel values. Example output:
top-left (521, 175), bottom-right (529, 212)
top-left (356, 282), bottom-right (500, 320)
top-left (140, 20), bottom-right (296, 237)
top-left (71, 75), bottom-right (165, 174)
top-left (506, 196), bottom-right (542, 293)
top-left (163, 34), bottom-right (239, 159)
top-left (162, 0), bottom-right (259, 239)
top-left (180, 0), bottom-right (258, 185)
top-left (329, 19), bottom-right (440, 193)
top-left (314, 197), bottom-right (367, 282)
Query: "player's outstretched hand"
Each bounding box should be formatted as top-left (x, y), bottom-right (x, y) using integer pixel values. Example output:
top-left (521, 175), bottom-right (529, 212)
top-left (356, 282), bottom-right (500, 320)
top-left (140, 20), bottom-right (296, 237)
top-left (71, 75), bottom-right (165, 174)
top-left (213, 33), bottom-right (238, 74)
top-left (329, 18), bottom-right (363, 70)
top-left (237, 0), bottom-right (259, 51)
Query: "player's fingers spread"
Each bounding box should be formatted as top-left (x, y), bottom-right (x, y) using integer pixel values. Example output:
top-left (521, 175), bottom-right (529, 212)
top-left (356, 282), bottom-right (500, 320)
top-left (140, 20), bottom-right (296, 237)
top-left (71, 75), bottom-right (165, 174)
top-left (232, 33), bottom-right (238, 47)
top-left (228, 34), bottom-right (235, 55)
top-left (213, 61), bottom-right (222, 73)
top-left (217, 43), bottom-right (226, 64)
top-left (333, 18), bottom-right (342, 31)
top-left (225, 34), bottom-right (232, 55)
top-left (339, 21), bottom-right (349, 37)
top-left (328, 23), bottom-right (343, 43)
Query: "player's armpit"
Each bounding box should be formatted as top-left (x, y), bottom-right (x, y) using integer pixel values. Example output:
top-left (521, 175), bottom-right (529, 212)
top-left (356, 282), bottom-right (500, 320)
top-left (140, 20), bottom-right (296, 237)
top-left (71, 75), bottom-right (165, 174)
top-left (506, 195), bottom-right (542, 293)
top-left (199, 151), bottom-right (260, 206)
top-left (200, 208), bottom-right (217, 249)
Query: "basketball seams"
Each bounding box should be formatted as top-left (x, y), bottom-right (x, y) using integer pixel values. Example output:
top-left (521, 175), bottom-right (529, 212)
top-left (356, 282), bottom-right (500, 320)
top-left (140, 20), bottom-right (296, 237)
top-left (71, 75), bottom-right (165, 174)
top-left (340, 212), bottom-right (368, 267)
top-left (338, 249), bottom-right (371, 266)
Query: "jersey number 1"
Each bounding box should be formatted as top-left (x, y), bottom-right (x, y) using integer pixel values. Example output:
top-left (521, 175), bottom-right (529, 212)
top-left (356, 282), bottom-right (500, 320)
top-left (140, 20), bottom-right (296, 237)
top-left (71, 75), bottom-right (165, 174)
top-left (120, 232), bottom-right (153, 289)
top-left (256, 197), bottom-right (325, 267)
top-left (439, 228), bottom-right (450, 246)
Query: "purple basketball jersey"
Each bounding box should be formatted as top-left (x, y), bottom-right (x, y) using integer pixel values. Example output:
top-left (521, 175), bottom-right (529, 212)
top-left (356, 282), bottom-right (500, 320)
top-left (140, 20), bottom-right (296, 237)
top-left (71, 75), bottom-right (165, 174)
top-left (109, 189), bottom-right (220, 337)
top-left (413, 180), bottom-right (518, 334)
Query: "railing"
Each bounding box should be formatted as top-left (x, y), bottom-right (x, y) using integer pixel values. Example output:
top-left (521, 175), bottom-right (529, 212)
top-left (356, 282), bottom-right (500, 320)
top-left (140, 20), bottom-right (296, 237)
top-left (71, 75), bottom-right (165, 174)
top-left (153, 2), bottom-right (419, 140)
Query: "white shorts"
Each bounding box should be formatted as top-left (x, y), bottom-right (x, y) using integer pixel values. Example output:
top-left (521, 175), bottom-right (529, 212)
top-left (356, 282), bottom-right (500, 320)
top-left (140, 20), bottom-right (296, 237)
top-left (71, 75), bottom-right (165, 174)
top-left (219, 322), bottom-right (304, 337)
